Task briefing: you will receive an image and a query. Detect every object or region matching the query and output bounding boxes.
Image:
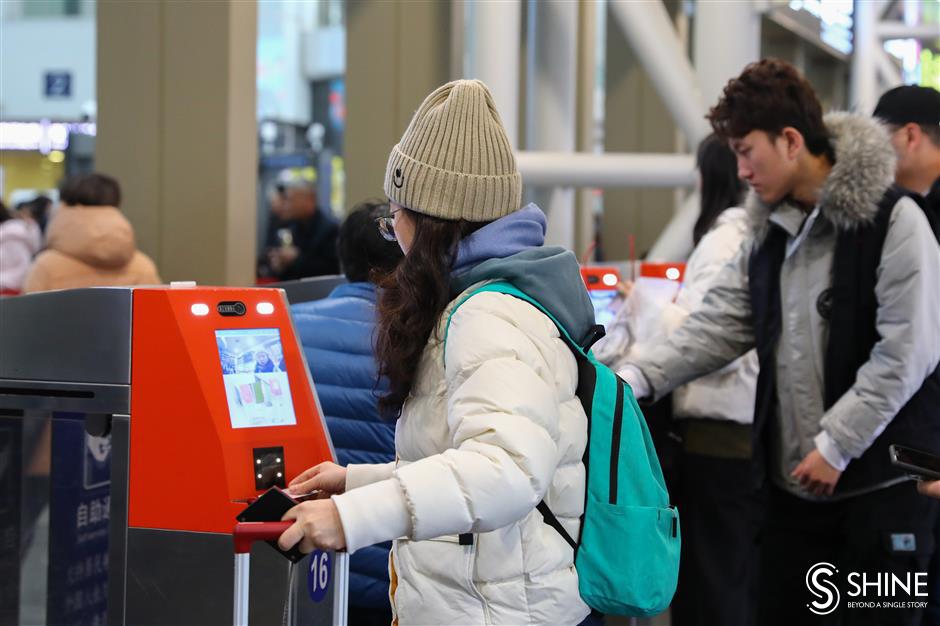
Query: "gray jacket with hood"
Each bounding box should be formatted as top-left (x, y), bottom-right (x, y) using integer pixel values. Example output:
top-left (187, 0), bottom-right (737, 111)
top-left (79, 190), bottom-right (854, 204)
top-left (627, 112), bottom-right (940, 500)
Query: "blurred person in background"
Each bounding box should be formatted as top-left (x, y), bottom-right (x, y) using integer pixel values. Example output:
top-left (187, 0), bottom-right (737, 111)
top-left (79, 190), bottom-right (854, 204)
top-left (265, 179), bottom-right (339, 281)
top-left (0, 200), bottom-right (42, 295)
top-left (23, 173), bottom-right (161, 293)
top-left (658, 134), bottom-right (761, 626)
top-left (257, 180), bottom-right (289, 279)
top-left (290, 199), bottom-right (402, 626)
top-left (874, 84), bottom-right (940, 626)
top-left (873, 85), bottom-right (940, 239)
top-left (619, 59), bottom-right (940, 626)
top-left (16, 194), bottom-right (53, 238)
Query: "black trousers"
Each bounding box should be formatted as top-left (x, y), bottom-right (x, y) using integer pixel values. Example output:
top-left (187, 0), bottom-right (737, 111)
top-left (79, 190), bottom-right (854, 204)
top-left (669, 451), bottom-right (764, 626)
top-left (348, 606), bottom-right (393, 626)
top-left (757, 481), bottom-right (938, 626)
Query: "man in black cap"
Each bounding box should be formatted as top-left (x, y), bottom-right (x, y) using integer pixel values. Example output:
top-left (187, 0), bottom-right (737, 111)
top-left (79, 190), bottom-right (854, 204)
top-left (875, 82), bottom-right (940, 626)
top-left (874, 85), bottom-right (940, 239)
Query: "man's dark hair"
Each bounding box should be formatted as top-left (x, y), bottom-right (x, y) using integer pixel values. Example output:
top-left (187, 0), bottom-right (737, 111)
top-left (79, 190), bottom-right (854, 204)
top-left (707, 58), bottom-right (834, 161)
top-left (59, 173), bottom-right (122, 208)
top-left (337, 199), bottom-right (403, 283)
top-left (918, 124), bottom-right (940, 149)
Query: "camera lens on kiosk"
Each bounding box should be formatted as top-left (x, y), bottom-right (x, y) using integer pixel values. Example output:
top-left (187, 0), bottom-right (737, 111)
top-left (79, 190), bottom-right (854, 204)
top-left (217, 301), bottom-right (247, 316)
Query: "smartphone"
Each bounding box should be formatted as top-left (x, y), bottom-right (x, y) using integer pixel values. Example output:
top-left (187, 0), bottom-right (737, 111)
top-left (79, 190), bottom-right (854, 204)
top-left (236, 487), bottom-right (306, 562)
top-left (889, 444), bottom-right (940, 481)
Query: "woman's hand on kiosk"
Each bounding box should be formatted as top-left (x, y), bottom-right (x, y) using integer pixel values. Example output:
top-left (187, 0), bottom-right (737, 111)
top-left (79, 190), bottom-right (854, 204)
top-left (278, 500), bottom-right (346, 553)
top-left (286, 461), bottom-right (347, 498)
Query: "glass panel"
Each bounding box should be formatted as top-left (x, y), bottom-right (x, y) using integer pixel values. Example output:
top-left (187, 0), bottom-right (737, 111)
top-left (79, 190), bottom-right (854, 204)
top-left (0, 412), bottom-right (110, 625)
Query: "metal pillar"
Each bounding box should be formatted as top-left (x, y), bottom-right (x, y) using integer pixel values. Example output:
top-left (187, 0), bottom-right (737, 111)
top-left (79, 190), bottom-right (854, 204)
top-left (525, 0), bottom-right (578, 249)
top-left (876, 49), bottom-right (903, 89)
top-left (693, 0), bottom-right (761, 107)
top-left (851, 0), bottom-right (879, 114)
top-left (96, 0), bottom-right (258, 285)
top-left (608, 0), bottom-right (710, 146)
top-left (645, 190), bottom-right (699, 262)
top-left (877, 21), bottom-right (940, 39)
top-left (465, 0), bottom-right (522, 148)
top-left (576, 0), bottom-right (602, 260)
top-left (516, 152), bottom-right (696, 188)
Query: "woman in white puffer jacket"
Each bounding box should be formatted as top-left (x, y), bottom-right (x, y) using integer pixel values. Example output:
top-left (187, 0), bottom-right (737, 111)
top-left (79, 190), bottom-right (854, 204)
top-left (278, 80), bottom-right (598, 626)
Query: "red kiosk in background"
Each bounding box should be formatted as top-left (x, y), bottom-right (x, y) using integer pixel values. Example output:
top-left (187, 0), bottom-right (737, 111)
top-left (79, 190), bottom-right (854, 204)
top-left (580, 265), bottom-right (623, 328)
top-left (580, 263), bottom-right (687, 330)
top-left (638, 261), bottom-right (686, 283)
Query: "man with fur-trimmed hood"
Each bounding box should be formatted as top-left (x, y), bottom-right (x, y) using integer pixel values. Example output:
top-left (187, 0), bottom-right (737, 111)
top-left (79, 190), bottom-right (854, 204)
top-left (620, 59), bottom-right (940, 626)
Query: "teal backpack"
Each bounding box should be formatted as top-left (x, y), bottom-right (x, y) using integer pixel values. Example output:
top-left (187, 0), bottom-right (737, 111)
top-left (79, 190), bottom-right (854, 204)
top-left (445, 281), bottom-right (680, 617)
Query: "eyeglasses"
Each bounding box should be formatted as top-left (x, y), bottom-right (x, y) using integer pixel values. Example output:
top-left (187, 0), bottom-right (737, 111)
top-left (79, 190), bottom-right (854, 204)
top-left (376, 209), bottom-right (399, 242)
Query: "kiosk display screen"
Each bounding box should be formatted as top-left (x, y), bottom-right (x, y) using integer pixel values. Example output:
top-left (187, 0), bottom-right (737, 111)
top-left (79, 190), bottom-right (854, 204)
top-left (215, 328), bottom-right (297, 429)
top-left (590, 289), bottom-right (620, 328)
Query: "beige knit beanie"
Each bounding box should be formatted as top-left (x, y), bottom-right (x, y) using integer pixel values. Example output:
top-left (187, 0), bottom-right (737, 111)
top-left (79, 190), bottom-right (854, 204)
top-left (383, 79), bottom-right (522, 222)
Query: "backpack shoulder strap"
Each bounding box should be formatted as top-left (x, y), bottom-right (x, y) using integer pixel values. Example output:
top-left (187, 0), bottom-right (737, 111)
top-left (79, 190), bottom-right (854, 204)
top-left (537, 501), bottom-right (577, 550)
top-left (444, 280), bottom-right (592, 358)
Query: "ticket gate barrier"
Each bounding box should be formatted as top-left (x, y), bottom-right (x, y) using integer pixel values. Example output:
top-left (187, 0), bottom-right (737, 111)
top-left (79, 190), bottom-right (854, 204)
top-left (0, 286), bottom-right (347, 625)
top-left (268, 274), bottom-right (347, 305)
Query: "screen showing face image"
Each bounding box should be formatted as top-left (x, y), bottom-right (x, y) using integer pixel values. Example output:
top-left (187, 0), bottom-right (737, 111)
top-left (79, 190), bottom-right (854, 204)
top-left (590, 289), bottom-right (620, 328)
top-left (215, 328), bottom-right (297, 429)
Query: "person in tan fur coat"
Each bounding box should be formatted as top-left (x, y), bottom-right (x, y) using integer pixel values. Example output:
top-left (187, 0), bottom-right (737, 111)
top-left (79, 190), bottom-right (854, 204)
top-left (24, 173), bottom-right (160, 293)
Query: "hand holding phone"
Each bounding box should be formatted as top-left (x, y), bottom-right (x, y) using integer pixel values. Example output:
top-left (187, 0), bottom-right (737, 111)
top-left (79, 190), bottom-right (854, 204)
top-left (278, 499), bottom-right (347, 553)
top-left (889, 444), bottom-right (940, 481)
top-left (917, 480), bottom-right (940, 500)
top-left (236, 487), bottom-right (306, 562)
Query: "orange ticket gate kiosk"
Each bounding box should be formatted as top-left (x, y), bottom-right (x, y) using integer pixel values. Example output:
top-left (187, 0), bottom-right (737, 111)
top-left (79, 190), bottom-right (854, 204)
top-left (0, 286), bottom-right (347, 625)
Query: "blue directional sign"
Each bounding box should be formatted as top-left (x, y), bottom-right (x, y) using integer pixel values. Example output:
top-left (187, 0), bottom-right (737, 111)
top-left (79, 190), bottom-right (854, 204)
top-left (45, 72), bottom-right (72, 98)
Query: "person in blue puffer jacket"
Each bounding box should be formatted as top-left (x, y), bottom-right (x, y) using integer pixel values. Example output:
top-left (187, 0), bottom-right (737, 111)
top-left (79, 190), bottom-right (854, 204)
top-left (290, 199), bottom-right (402, 626)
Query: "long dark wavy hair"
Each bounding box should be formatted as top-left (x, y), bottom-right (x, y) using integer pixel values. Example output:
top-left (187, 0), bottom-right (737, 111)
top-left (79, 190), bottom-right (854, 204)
top-left (375, 207), bottom-right (486, 415)
top-left (692, 133), bottom-right (746, 245)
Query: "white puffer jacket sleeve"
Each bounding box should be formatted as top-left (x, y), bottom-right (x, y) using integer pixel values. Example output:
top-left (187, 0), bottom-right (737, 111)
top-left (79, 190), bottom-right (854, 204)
top-left (332, 292), bottom-right (563, 553)
top-left (344, 462), bottom-right (395, 491)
